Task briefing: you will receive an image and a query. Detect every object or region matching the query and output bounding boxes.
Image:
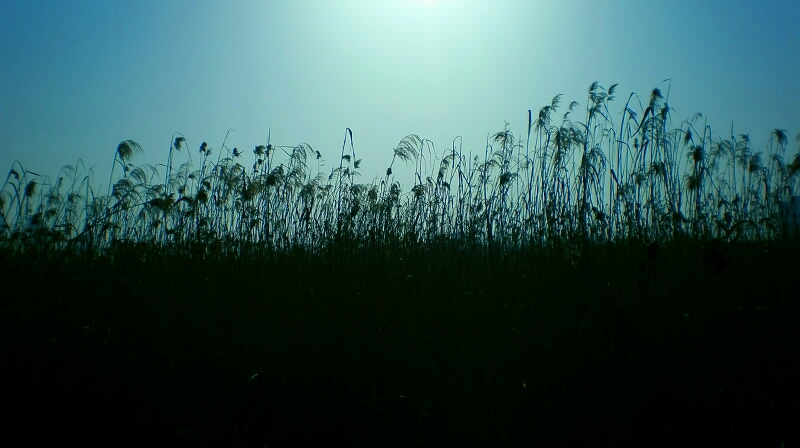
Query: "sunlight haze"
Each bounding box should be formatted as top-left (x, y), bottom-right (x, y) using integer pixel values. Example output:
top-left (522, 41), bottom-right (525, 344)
top-left (1, 0), bottom-right (798, 193)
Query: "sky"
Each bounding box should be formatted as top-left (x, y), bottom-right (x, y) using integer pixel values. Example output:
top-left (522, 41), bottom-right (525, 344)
top-left (1, 0), bottom-right (799, 194)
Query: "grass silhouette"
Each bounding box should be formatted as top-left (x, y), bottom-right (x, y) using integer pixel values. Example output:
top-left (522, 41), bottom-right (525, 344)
top-left (1, 82), bottom-right (799, 447)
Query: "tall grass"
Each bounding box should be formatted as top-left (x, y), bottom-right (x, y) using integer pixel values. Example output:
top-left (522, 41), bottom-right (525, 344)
top-left (2, 82), bottom-right (799, 258)
top-left (2, 82), bottom-right (799, 447)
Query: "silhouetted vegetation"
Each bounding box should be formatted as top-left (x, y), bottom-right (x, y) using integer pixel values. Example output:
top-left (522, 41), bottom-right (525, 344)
top-left (2, 83), bottom-right (799, 447)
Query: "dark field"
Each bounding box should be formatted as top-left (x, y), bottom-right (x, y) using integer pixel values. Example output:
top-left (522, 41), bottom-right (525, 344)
top-left (2, 239), bottom-right (799, 447)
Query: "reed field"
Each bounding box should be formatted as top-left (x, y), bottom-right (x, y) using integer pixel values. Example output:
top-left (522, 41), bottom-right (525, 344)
top-left (2, 83), bottom-right (799, 447)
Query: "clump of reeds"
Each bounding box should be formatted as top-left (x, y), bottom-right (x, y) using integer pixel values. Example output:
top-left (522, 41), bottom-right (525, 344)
top-left (2, 82), bottom-right (799, 258)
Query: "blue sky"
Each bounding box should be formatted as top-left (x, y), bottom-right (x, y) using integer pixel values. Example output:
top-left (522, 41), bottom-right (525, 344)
top-left (2, 0), bottom-right (798, 193)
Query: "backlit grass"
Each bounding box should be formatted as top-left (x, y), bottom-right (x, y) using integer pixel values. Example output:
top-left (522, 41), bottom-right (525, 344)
top-left (1, 82), bottom-right (798, 447)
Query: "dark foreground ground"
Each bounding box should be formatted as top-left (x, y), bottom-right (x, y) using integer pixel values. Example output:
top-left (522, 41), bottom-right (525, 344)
top-left (1, 240), bottom-right (799, 447)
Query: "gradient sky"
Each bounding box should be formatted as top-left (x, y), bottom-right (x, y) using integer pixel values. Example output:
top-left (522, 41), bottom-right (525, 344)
top-left (2, 0), bottom-right (799, 193)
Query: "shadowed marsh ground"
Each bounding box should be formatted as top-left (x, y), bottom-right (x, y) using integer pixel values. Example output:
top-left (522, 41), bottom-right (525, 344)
top-left (2, 240), bottom-right (798, 447)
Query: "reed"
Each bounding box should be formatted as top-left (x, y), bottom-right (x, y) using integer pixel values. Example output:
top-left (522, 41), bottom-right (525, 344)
top-left (3, 83), bottom-right (798, 260)
top-left (2, 82), bottom-right (798, 447)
